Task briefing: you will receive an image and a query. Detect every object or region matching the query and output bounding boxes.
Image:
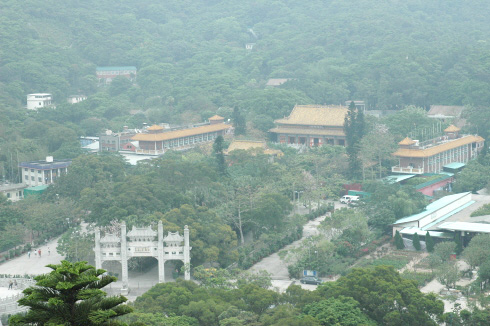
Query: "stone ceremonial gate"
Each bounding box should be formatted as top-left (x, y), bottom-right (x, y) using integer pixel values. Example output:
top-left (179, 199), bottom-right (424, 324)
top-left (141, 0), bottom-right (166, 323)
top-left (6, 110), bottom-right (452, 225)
top-left (94, 221), bottom-right (191, 293)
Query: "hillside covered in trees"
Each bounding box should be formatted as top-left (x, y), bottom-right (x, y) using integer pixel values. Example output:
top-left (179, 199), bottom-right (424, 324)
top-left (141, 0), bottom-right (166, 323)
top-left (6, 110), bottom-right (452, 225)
top-left (2, 0), bottom-right (490, 115)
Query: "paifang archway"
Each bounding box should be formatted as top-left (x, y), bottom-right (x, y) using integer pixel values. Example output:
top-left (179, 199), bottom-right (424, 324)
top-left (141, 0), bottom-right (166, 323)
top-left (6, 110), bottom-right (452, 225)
top-left (94, 221), bottom-right (191, 294)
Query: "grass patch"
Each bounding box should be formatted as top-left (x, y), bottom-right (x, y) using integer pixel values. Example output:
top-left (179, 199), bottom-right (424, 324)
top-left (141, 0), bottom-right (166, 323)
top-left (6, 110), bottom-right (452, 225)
top-left (356, 254), bottom-right (411, 270)
top-left (278, 250), bottom-right (288, 260)
top-left (470, 203), bottom-right (490, 217)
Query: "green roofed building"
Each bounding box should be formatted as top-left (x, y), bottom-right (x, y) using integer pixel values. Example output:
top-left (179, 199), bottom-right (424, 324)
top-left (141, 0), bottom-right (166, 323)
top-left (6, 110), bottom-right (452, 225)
top-left (24, 184), bottom-right (49, 198)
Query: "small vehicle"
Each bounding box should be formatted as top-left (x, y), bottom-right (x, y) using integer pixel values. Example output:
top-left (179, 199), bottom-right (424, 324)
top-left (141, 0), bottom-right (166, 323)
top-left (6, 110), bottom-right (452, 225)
top-left (340, 195), bottom-right (359, 204)
top-left (300, 276), bottom-right (323, 285)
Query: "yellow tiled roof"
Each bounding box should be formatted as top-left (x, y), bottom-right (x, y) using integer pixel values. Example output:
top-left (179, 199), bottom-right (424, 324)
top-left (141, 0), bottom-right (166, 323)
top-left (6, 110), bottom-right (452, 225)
top-left (208, 115), bottom-right (224, 120)
top-left (444, 125), bottom-right (461, 132)
top-left (274, 105), bottom-right (348, 127)
top-left (225, 140), bottom-right (283, 156)
top-left (399, 137), bottom-right (416, 145)
top-left (393, 135), bottom-right (484, 158)
top-left (132, 124), bottom-right (232, 142)
top-left (269, 127), bottom-right (345, 137)
top-left (147, 124), bottom-right (164, 131)
top-left (227, 140), bottom-right (266, 152)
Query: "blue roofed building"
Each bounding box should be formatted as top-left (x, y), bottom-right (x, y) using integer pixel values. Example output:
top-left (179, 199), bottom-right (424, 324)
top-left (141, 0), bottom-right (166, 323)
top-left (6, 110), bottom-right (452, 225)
top-left (18, 156), bottom-right (71, 187)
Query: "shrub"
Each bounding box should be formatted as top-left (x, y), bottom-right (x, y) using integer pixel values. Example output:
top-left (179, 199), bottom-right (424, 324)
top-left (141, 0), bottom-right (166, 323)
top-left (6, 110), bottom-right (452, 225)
top-left (413, 233), bottom-right (421, 251)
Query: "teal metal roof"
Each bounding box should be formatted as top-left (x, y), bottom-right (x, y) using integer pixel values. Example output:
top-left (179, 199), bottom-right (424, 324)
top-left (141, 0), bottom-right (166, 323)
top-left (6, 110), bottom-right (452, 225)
top-left (399, 227), bottom-right (452, 238)
top-left (393, 192), bottom-right (471, 225)
top-left (444, 162), bottom-right (466, 169)
top-left (25, 185), bottom-right (49, 191)
top-left (422, 200), bottom-right (475, 230)
top-left (96, 66), bottom-right (137, 71)
top-left (438, 222), bottom-right (490, 234)
top-left (414, 174), bottom-right (453, 190)
top-left (383, 174), bottom-right (415, 184)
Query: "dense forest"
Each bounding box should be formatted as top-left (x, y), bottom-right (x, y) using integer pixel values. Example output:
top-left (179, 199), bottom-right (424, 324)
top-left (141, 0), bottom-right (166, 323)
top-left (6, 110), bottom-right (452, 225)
top-left (2, 0), bottom-right (490, 114)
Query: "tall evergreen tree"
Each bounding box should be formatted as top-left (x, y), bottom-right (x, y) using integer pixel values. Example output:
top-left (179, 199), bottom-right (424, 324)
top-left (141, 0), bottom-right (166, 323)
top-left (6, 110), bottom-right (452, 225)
top-left (232, 107), bottom-right (246, 135)
top-left (344, 101), bottom-right (366, 179)
top-left (455, 232), bottom-right (463, 255)
top-left (394, 230), bottom-right (405, 249)
top-left (413, 232), bottom-right (421, 251)
top-left (213, 135), bottom-right (227, 175)
top-left (425, 231), bottom-right (434, 253)
top-left (10, 261), bottom-right (132, 326)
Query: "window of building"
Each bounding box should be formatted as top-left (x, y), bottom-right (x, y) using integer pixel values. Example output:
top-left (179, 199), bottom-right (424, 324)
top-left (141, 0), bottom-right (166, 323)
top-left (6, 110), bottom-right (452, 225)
top-left (31, 169), bottom-right (34, 172)
top-left (31, 176), bottom-right (35, 181)
top-left (25, 175), bottom-right (28, 180)
top-left (24, 168), bottom-right (28, 171)
top-left (38, 177), bottom-right (42, 182)
top-left (7, 193), bottom-right (11, 198)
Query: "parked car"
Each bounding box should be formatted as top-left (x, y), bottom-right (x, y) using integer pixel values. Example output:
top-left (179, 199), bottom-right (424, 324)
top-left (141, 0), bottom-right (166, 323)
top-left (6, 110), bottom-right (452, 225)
top-left (340, 195), bottom-right (360, 204)
top-left (300, 276), bottom-right (323, 285)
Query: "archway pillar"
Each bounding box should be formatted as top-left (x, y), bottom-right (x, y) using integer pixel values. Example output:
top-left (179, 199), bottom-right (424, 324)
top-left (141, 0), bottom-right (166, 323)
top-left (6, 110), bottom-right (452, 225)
top-left (120, 222), bottom-right (129, 294)
top-left (184, 225), bottom-right (190, 280)
top-left (158, 221), bottom-right (165, 283)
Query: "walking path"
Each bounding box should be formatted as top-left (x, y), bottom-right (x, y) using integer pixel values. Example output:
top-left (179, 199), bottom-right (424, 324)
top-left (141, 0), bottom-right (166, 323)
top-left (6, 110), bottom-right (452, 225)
top-left (0, 238), bottom-right (64, 275)
top-left (248, 209), bottom-right (341, 292)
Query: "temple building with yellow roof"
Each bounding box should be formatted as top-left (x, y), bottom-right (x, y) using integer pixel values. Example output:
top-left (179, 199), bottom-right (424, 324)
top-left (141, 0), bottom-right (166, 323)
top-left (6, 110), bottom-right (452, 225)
top-left (269, 105), bottom-right (349, 147)
top-left (392, 125), bottom-right (485, 174)
top-left (131, 115), bottom-right (232, 155)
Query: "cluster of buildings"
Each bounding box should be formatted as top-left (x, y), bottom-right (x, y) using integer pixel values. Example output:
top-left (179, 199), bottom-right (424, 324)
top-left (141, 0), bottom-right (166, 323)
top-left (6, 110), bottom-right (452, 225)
top-left (0, 156), bottom-right (72, 202)
top-left (25, 66), bottom-right (138, 110)
top-left (98, 115), bottom-right (232, 157)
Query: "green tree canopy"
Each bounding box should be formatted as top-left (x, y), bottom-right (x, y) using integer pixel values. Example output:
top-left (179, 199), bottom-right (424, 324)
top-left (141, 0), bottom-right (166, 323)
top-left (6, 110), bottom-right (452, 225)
top-left (10, 261), bottom-right (132, 326)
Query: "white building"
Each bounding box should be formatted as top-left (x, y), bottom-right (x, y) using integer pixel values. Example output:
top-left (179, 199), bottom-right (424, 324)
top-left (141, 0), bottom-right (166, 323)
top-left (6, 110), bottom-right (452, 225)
top-left (0, 183), bottom-right (27, 202)
top-left (27, 93), bottom-right (53, 110)
top-left (67, 95), bottom-right (87, 104)
top-left (18, 156), bottom-right (72, 187)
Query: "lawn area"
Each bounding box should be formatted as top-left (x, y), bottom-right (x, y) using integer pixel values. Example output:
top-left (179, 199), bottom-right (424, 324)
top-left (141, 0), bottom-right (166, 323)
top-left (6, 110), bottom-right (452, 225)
top-left (354, 250), bottom-right (420, 270)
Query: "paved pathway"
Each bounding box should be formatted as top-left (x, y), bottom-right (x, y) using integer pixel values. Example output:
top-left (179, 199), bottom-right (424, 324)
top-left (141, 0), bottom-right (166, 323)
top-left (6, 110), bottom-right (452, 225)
top-left (0, 238), bottom-right (64, 275)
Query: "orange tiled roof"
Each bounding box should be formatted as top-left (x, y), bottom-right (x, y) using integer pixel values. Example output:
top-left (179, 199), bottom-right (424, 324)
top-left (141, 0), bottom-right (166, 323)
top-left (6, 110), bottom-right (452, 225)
top-left (444, 125), bottom-right (461, 132)
top-left (132, 124), bottom-right (231, 142)
top-left (269, 126), bottom-right (345, 137)
top-left (399, 137), bottom-right (416, 145)
top-left (147, 125), bottom-right (164, 131)
top-left (274, 105), bottom-right (348, 127)
top-left (393, 135), bottom-right (484, 158)
top-left (208, 115), bottom-right (224, 120)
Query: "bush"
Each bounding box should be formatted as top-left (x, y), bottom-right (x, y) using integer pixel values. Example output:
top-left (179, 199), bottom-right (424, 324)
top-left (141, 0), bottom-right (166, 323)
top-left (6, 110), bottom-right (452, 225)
top-left (238, 226), bottom-right (303, 269)
top-left (401, 271), bottom-right (434, 287)
top-left (413, 233), bottom-right (421, 251)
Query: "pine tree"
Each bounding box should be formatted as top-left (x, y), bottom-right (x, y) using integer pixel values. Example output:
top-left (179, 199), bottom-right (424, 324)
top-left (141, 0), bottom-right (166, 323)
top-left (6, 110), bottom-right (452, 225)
top-left (394, 230), bottom-right (405, 249)
top-left (413, 232), bottom-right (421, 251)
top-left (213, 135), bottom-right (227, 175)
top-left (10, 261), bottom-right (132, 326)
top-left (454, 232), bottom-right (463, 255)
top-left (425, 231), bottom-right (434, 252)
top-left (232, 107), bottom-right (246, 135)
top-left (344, 101), bottom-right (366, 179)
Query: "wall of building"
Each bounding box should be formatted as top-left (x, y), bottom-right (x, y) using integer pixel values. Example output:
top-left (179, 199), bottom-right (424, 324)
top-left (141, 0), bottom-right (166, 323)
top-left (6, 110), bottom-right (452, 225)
top-left (417, 177), bottom-right (454, 197)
